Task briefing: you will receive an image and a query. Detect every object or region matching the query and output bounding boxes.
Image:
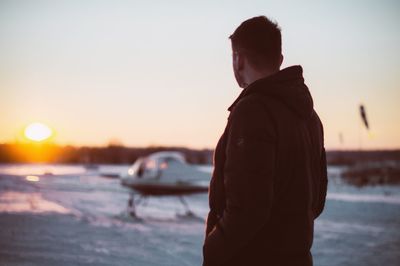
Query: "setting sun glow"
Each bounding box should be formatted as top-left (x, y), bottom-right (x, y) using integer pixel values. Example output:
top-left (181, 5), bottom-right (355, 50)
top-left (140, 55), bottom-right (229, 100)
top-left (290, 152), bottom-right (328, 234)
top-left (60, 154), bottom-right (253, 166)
top-left (24, 123), bottom-right (53, 142)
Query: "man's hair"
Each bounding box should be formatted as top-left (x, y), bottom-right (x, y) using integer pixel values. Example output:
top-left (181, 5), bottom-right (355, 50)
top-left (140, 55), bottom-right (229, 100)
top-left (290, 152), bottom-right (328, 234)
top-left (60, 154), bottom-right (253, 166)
top-left (230, 16), bottom-right (282, 70)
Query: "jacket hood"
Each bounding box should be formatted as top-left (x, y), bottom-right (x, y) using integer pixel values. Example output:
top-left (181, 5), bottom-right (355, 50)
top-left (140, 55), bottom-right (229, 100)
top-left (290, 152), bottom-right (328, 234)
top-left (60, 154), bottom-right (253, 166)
top-left (228, 65), bottom-right (314, 119)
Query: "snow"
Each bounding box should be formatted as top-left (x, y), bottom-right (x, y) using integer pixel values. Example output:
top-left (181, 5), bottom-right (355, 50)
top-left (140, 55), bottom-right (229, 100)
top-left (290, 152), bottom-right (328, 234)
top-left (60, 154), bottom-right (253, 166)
top-left (0, 164), bottom-right (399, 265)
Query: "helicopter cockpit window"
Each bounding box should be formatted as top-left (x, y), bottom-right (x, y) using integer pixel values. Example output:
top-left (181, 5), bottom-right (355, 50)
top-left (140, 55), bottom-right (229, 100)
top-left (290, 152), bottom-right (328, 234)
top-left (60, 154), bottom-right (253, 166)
top-left (137, 158), bottom-right (158, 178)
top-left (159, 159), bottom-right (168, 170)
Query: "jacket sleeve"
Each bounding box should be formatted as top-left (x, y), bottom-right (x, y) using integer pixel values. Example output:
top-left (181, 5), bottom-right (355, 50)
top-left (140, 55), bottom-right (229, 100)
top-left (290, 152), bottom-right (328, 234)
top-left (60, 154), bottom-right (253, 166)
top-left (203, 99), bottom-right (276, 266)
top-left (205, 209), bottom-right (218, 237)
top-left (314, 121), bottom-right (328, 218)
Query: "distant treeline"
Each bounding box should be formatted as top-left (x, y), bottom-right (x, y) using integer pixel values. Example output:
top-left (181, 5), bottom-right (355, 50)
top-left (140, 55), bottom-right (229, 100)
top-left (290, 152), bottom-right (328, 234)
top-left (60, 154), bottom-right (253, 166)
top-left (0, 143), bottom-right (399, 166)
top-left (326, 150), bottom-right (400, 166)
top-left (0, 143), bottom-right (213, 165)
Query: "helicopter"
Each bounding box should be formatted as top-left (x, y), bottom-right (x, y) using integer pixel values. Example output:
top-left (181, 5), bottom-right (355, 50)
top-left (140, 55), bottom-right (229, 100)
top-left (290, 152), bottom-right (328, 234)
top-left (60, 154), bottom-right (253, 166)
top-left (120, 151), bottom-right (210, 217)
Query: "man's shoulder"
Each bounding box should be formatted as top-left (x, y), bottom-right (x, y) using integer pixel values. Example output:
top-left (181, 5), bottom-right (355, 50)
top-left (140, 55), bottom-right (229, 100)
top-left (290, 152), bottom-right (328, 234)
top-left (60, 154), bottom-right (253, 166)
top-left (230, 94), bottom-right (280, 127)
top-left (231, 95), bottom-right (266, 117)
top-left (229, 95), bottom-right (277, 139)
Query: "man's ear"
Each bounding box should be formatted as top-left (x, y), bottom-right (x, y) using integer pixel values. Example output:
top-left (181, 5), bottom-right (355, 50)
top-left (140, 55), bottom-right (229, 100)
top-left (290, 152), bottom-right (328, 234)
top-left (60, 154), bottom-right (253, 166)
top-left (236, 52), bottom-right (245, 71)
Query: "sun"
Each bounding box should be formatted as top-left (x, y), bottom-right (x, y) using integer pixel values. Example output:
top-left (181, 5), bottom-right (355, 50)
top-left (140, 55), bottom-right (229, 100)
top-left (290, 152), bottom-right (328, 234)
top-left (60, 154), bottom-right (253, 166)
top-left (24, 122), bottom-right (53, 142)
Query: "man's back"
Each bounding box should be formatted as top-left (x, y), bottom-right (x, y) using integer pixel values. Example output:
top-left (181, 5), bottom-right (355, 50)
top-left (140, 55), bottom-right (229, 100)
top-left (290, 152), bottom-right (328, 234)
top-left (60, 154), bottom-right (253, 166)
top-left (203, 66), bottom-right (327, 266)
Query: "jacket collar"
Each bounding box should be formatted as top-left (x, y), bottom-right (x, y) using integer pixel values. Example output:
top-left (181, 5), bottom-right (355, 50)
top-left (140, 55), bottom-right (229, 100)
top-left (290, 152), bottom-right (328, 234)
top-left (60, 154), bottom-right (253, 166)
top-left (227, 65), bottom-right (303, 112)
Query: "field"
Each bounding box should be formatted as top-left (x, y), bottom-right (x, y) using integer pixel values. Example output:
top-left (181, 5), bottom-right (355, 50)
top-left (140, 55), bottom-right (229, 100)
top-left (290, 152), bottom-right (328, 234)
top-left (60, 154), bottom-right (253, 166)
top-left (0, 164), bottom-right (399, 265)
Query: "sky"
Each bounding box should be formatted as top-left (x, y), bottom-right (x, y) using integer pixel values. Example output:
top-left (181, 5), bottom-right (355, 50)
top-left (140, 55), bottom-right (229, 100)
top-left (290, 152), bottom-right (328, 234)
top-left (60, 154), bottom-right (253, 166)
top-left (0, 0), bottom-right (399, 150)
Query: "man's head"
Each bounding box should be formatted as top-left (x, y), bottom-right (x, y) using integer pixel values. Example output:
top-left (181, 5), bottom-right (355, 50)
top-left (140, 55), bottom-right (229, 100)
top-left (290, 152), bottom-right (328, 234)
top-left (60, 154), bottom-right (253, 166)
top-left (230, 16), bottom-right (283, 88)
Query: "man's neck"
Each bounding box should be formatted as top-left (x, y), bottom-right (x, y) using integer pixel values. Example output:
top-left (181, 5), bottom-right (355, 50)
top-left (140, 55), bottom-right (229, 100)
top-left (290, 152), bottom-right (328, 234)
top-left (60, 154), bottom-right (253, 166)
top-left (245, 68), bottom-right (279, 88)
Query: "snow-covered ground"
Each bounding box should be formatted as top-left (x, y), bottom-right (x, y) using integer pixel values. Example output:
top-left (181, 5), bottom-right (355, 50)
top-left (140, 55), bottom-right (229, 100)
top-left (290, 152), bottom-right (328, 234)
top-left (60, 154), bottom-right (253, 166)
top-left (0, 164), bottom-right (399, 265)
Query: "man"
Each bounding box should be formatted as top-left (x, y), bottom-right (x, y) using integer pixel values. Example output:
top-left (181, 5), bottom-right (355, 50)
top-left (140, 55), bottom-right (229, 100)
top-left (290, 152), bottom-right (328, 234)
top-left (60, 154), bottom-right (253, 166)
top-left (203, 16), bottom-right (327, 266)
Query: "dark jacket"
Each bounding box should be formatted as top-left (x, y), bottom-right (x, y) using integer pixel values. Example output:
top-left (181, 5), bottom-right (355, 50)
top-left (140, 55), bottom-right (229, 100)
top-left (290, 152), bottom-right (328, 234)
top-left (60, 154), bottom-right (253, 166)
top-left (203, 66), bottom-right (327, 266)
